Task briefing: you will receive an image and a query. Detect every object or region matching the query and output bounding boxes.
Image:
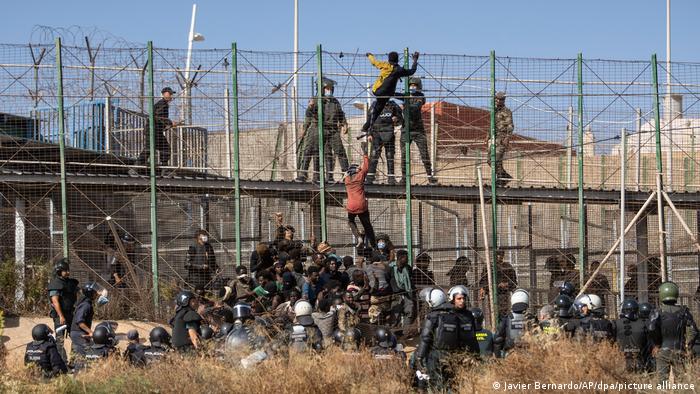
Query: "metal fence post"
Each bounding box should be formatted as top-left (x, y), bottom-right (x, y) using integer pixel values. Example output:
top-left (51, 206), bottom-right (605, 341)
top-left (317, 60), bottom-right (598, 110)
top-left (146, 42), bottom-right (159, 307)
top-left (577, 53), bottom-right (586, 285)
top-left (489, 50), bottom-right (498, 319)
top-left (55, 38), bottom-right (69, 259)
top-left (651, 54), bottom-right (667, 280)
top-left (231, 43), bottom-right (242, 267)
top-left (316, 44), bottom-right (327, 241)
top-left (404, 48), bottom-right (414, 263)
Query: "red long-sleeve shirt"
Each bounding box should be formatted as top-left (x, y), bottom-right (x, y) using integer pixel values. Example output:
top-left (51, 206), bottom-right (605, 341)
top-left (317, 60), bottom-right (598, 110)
top-left (344, 155), bottom-right (369, 214)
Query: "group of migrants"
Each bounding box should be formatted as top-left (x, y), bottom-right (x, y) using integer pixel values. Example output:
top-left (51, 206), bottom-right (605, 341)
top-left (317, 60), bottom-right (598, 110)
top-left (27, 244), bottom-right (700, 391)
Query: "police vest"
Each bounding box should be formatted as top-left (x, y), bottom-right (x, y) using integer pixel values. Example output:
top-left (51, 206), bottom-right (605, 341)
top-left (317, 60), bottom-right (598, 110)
top-left (434, 311), bottom-right (474, 351)
top-left (505, 312), bottom-right (527, 349)
top-left (84, 345), bottom-right (112, 362)
top-left (658, 305), bottom-right (690, 350)
top-left (171, 307), bottom-right (201, 349)
top-left (48, 277), bottom-right (79, 319)
top-left (24, 341), bottom-right (50, 370)
top-left (475, 329), bottom-right (495, 357)
top-left (143, 346), bottom-right (169, 364)
top-left (614, 318), bottom-right (647, 355)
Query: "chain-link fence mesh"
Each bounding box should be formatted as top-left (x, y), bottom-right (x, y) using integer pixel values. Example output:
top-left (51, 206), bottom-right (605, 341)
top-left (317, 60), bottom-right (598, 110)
top-left (1, 43), bottom-right (699, 323)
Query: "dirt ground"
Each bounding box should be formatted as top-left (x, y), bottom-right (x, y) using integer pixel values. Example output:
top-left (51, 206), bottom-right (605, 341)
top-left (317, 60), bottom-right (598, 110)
top-left (1, 315), bottom-right (162, 365)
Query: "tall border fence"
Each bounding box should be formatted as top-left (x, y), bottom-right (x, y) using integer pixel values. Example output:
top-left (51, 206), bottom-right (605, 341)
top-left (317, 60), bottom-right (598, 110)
top-left (1, 42), bottom-right (699, 323)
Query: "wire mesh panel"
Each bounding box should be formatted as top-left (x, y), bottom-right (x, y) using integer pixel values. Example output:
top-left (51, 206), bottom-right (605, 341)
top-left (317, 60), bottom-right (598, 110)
top-left (1, 42), bottom-right (699, 322)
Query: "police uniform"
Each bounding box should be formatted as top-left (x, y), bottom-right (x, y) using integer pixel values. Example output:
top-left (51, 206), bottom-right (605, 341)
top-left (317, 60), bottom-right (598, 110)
top-left (366, 100), bottom-right (402, 184)
top-left (323, 96), bottom-right (349, 181)
top-left (24, 338), bottom-right (68, 378)
top-left (414, 303), bottom-right (480, 390)
top-left (494, 311), bottom-right (538, 357)
top-left (297, 96), bottom-right (348, 181)
top-left (142, 344), bottom-right (171, 365)
top-left (491, 94), bottom-right (514, 182)
top-left (124, 342), bottom-right (146, 366)
top-left (69, 296), bottom-right (94, 355)
top-left (648, 303), bottom-right (699, 381)
top-left (575, 313), bottom-right (614, 341)
top-left (170, 305), bottom-right (203, 352)
top-left (288, 319), bottom-right (323, 353)
top-left (47, 274), bottom-right (79, 362)
top-left (474, 327), bottom-right (495, 358)
top-left (612, 317), bottom-right (651, 372)
top-left (397, 90), bottom-right (434, 182)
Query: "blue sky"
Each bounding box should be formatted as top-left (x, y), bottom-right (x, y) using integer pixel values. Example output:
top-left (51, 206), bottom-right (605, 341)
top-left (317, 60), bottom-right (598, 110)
top-left (4, 0), bottom-right (700, 61)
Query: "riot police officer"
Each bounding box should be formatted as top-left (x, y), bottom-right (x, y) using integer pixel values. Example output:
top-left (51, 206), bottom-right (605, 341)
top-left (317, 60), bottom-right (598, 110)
top-left (550, 294), bottom-right (577, 337)
top-left (370, 327), bottom-right (406, 361)
top-left (170, 290), bottom-right (202, 353)
top-left (81, 325), bottom-right (117, 366)
top-left (288, 300), bottom-right (323, 353)
top-left (638, 301), bottom-right (656, 371)
top-left (612, 299), bottom-right (651, 372)
top-left (332, 327), bottom-right (363, 352)
top-left (123, 329), bottom-right (145, 366)
top-left (471, 307), bottom-right (495, 358)
top-left (648, 281), bottom-right (699, 381)
top-left (225, 303), bottom-right (267, 354)
top-left (47, 258), bottom-right (79, 362)
top-left (24, 324), bottom-right (68, 378)
top-left (494, 289), bottom-right (538, 357)
top-left (573, 294), bottom-right (614, 341)
top-left (70, 282), bottom-right (105, 355)
top-left (143, 326), bottom-right (172, 365)
top-left (414, 285), bottom-right (479, 391)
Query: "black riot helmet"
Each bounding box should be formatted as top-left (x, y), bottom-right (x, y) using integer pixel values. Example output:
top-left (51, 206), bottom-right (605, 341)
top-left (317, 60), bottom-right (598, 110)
top-left (54, 259), bottom-right (70, 275)
top-left (219, 323), bottom-right (235, 337)
top-left (149, 327), bottom-right (171, 346)
top-left (620, 299), bottom-right (639, 321)
top-left (554, 294), bottom-right (573, 318)
top-left (559, 281), bottom-right (576, 298)
top-left (638, 303), bottom-right (653, 320)
top-left (92, 325), bottom-right (114, 346)
top-left (32, 324), bottom-right (52, 341)
top-left (232, 303), bottom-right (253, 321)
top-left (82, 282), bottom-right (101, 298)
top-left (470, 308), bottom-right (485, 330)
top-left (175, 290), bottom-right (196, 308)
top-left (374, 327), bottom-right (395, 349)
top-left (199, 325), bottom-right (214, 340)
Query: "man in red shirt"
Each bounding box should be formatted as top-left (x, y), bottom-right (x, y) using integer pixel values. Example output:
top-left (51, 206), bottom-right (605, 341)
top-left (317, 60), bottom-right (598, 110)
top-left (344, 147), bottom-right (376, 249)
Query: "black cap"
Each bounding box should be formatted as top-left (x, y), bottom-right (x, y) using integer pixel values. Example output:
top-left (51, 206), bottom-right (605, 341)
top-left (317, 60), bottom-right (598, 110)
top-left (161, 87), bottom-right (176, 94)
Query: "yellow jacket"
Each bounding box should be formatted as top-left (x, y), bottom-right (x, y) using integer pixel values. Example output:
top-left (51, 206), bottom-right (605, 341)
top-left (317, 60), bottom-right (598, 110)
top-left (368, 54), bottom-right (396, 93)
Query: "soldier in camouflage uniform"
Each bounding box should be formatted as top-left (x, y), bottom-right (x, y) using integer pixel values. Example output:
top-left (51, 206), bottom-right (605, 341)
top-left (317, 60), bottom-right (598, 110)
top-left (396, 77), bottom-right (437, 184)
top-left (489, 91), bottom-right (514, 186)
top-left (296, 78), bottom-right (349, 182)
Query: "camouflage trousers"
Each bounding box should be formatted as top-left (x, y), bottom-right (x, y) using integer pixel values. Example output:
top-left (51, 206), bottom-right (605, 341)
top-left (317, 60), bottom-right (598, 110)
top-left (368, 294), bottom-right (393, 324)
top-left (656, 349), bottom-right (685, 382)
top-left (489, 137), bottom-right (510, 175)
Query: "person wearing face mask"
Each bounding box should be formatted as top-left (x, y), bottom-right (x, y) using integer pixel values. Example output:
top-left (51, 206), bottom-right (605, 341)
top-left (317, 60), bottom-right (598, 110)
top-left (186, 229), bottom-right (219, 292)
top-left (395, 77), bottom-right (436, 185)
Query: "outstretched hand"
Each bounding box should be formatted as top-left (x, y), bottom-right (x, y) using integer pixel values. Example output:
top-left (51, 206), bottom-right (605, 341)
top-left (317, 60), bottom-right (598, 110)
top-left (412, 52), bottom-right (420, 62)
top-left (365, 52), bottom-right (372, 58)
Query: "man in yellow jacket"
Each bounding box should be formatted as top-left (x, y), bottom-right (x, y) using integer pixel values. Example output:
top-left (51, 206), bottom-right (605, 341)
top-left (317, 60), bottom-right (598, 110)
top-left (362, 51), bottom-right (419, 133)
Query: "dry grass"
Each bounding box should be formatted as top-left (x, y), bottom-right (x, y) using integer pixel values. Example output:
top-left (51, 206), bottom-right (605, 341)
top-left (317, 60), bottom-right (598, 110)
top-left (1, 335), bottom-right (698, 394)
